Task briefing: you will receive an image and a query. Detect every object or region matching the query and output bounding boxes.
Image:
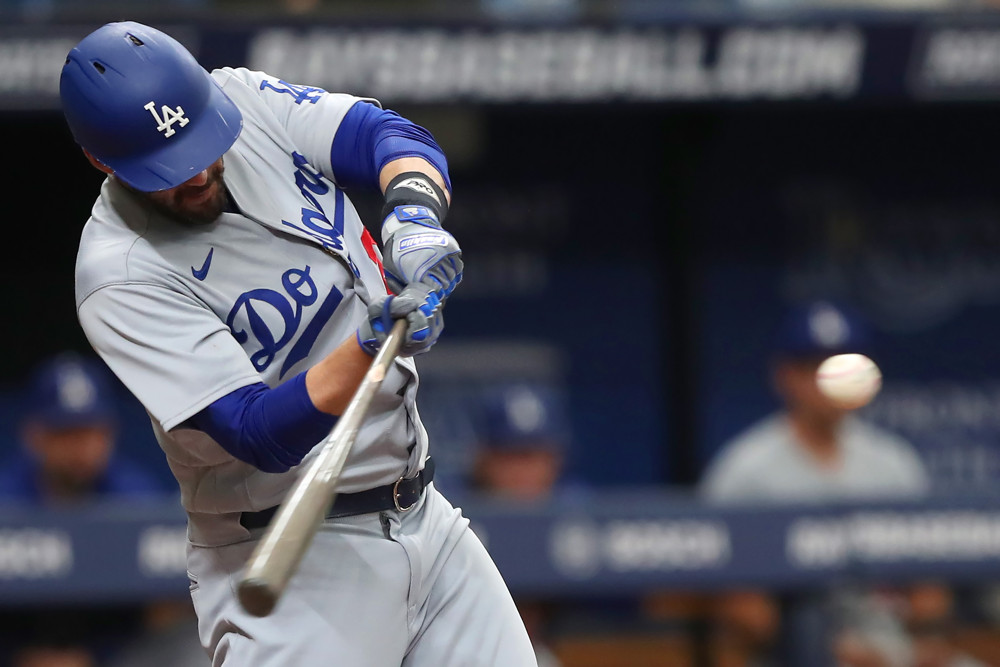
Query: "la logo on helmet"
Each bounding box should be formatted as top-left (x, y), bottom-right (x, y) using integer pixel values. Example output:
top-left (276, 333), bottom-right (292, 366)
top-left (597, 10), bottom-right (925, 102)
top-left (144, 101), bottom-right (190, 138)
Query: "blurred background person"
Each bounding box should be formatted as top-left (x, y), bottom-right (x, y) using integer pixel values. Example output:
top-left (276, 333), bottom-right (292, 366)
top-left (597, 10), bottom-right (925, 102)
top-left (0, 353), bottom-right (205, 667)
top-left (699, 300), bottom-right (977, 667)
top-left (461, 382), bottom-right (577, 667)
top-left (701, 300), bottom-right (928, 503)
top-left (0, 353), bottom-right (162, 504)
top-left (469, 382), bottom-right (573, 503)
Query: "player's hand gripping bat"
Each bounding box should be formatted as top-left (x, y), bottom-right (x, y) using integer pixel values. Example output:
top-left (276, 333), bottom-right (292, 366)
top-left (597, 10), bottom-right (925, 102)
top-left (236, 319), bottom-right (408, 617)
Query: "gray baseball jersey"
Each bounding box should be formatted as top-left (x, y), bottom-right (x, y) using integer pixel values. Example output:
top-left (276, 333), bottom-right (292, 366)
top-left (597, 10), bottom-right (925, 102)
top-left (75, 68), bottom-right (427, 547)
top-left (73, 65), bottom-right (536, 666)
top-left (700, 414), bottom-right (930, 503)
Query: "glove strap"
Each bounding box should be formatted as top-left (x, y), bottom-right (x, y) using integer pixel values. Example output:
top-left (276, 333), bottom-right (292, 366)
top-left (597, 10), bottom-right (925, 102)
top-left (380, 171), bottom-right (449, 224)
top-left (382, 205), bottom-right (447, 243)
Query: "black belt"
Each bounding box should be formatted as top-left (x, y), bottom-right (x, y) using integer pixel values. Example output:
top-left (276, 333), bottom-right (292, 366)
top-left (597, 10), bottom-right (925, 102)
top-left (240, 458), bottom-right (435, 531)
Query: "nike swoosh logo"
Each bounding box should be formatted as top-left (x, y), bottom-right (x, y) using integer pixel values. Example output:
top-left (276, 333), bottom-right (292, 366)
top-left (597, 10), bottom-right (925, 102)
top-left (192, 248), bottom-right (214, 281)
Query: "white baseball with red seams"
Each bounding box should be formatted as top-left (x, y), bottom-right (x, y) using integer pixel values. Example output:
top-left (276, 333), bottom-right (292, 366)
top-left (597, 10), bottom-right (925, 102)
top-left (816, 353), bottom-right (883, 409)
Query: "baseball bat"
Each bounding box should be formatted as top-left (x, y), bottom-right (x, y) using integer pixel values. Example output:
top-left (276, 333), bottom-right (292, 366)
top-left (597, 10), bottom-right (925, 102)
top-left (236, 319), bottom-right (408, 617)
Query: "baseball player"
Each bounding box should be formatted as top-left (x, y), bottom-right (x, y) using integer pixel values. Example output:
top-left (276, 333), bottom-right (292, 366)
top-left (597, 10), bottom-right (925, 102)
top-left (60, 21), bottom-right (536, 666)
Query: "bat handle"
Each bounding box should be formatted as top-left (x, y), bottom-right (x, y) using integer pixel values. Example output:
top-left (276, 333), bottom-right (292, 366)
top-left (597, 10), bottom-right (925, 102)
top-left (238, 578), bottom-right (281, 618)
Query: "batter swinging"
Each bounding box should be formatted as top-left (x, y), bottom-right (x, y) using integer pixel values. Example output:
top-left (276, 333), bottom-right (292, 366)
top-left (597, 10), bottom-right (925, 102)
top-left (60, 21), bottom-right (536, 666)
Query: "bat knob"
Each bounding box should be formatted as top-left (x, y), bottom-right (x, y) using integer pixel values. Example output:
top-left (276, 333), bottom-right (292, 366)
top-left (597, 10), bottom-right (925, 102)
top-left (237, 578), bottom-right (279, 617)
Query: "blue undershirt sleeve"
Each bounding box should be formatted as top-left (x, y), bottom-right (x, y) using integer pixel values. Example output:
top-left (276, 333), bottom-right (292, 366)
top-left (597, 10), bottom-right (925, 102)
top-left (329, 101), bottom-right (451, 192)
top-left (188, 373), bottom-right (338, 473)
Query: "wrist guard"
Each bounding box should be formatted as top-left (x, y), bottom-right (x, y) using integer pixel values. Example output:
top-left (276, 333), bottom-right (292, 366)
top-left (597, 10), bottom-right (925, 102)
top-left (381, 171), bottom-right (449, 225)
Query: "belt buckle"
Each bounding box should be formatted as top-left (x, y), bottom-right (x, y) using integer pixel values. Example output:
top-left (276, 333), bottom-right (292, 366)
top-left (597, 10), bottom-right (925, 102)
top-left (393, 476), bottom-right (417, 512)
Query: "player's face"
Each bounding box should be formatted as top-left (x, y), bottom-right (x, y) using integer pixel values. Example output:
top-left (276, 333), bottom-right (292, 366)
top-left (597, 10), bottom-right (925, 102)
top-left (142, 157), bottom-right (228, 226)
top-left (775, 358), bottom-right (848, 421)
top-left (25, 423), bottom-right (114, 499)
top-left (475, 447), bottom-right (562, 501)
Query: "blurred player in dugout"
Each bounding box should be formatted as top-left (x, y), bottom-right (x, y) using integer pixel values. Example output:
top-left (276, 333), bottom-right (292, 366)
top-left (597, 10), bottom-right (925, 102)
top-left (0, 354), bottom-right (207, 667)
top-left (696, 300), bottom-right (979, 667)
top-left (469, 383), bottom-right (573, 503)
top-left (0, 353), bottom-right (162, 504)
top-left (460, 383), bottom-right (576, 667)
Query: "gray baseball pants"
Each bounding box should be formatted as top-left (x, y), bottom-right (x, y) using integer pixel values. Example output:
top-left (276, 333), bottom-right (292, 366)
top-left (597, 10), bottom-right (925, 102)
top-left (187, 485), bottom-right (537, 666)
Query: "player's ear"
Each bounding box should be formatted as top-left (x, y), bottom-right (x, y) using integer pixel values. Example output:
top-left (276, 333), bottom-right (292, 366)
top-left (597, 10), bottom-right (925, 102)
top-left (82, 149), bottom-right (113, 175)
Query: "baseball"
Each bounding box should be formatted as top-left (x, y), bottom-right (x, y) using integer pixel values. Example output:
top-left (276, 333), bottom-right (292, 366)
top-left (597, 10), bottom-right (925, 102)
top-left (815, 353), bottom-right (882, 409)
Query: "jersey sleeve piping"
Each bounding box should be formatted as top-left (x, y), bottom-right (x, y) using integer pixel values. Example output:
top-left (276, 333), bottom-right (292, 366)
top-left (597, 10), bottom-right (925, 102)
top-left (122, 233), bottom-right (145, 285)
top-left (77, 196), bottom-right (152, 307)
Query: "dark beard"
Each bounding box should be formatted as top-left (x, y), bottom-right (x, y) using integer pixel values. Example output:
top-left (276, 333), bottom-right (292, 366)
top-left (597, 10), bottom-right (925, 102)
top-left (144, 186), bottom-right (228, 227)
top-left (119, 161), bottom-right (228, 227)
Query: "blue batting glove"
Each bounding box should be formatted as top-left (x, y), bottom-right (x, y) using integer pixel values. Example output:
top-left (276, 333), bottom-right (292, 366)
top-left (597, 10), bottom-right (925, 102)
top-left (356, 283), bottom-right (445, 357)
top-left (381, 206), bottom-right (463, 299)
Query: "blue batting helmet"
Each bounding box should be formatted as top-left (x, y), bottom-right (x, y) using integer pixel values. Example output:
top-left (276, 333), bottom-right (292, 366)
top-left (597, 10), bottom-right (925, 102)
top-left (60, 21), bottom-right (243, 192)
top-left (26, 354), bottom-right (118, 429)
top-left (772, 300), bottom-right (874, 360)
top-left (477, 384), bottom-right (570, 451)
